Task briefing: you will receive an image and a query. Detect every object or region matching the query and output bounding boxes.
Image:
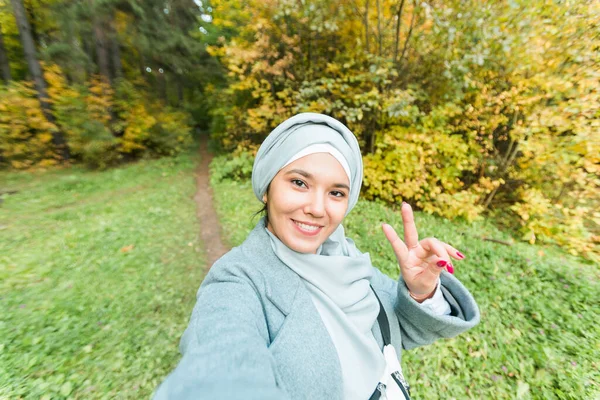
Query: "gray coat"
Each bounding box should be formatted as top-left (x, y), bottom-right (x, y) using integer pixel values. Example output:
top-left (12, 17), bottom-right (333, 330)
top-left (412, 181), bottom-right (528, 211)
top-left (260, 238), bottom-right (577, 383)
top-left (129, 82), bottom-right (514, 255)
top-left (153, 220), bottom-right (480, 400)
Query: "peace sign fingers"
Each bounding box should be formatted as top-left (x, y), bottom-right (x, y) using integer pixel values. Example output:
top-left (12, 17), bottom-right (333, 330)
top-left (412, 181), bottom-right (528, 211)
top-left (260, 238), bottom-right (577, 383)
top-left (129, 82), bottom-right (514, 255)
top-left (382, 202), bottom-right (466, 299)
top-left (381, 202), bottom-right (422, 268)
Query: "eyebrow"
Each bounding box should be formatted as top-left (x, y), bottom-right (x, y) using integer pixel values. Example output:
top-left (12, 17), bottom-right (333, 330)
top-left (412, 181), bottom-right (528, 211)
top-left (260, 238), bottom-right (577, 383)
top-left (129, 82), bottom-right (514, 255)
top-left (285, 169), bottom-right (350, 191)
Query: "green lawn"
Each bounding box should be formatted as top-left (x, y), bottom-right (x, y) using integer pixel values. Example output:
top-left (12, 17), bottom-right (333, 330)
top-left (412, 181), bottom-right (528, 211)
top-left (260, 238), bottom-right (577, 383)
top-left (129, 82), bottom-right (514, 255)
top-left (0, 154), bottom-right (205, 399)
top-left (2, 153), bottom-right (598, 400)
top-left (211, 178), bottom-right (600, 400)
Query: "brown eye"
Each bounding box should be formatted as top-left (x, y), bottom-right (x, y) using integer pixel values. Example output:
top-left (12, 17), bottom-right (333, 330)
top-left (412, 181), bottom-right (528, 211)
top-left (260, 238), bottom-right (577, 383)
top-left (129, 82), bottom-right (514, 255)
top-left (330, 191), bottom-right (346, 198)
top-left (291, 179), bottom-right (307, 188)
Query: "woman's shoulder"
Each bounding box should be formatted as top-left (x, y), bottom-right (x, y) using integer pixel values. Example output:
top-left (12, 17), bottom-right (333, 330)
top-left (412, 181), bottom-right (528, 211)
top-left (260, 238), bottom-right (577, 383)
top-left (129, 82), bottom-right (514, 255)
top-left (204, 245), bottom-right (265, 286)
top-left (207, 220), bottom-right (266, 269)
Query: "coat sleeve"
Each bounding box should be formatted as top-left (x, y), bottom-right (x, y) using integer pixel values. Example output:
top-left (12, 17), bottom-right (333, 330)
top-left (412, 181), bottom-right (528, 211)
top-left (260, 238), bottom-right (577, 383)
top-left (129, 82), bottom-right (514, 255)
top-left (370, 268), bottom-right (480, 351)
top-left (152, 261), bottom-right (291, 400)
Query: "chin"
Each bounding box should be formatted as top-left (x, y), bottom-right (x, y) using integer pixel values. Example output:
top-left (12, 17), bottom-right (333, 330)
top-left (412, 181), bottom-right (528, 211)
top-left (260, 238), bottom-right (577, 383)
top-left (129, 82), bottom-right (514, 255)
top-left (288, 241), bottom-right (320, 254)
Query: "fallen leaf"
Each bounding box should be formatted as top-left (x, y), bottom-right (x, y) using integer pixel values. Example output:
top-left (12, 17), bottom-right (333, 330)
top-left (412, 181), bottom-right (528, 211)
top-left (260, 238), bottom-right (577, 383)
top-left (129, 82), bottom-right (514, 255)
top-left (121, 244), bottom-right (135, 253)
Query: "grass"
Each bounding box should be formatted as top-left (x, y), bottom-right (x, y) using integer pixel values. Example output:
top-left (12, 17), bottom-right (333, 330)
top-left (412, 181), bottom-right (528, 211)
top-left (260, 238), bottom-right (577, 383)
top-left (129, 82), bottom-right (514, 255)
top-left (211, 178), bottom-right (600, 400)
top-left (0, 153), bottom-right (205, 399)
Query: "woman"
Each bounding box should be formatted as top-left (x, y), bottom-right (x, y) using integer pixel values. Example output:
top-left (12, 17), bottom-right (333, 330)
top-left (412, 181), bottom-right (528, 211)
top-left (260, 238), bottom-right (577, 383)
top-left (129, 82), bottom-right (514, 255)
top-left (153, 113), bottom-right (480, 400)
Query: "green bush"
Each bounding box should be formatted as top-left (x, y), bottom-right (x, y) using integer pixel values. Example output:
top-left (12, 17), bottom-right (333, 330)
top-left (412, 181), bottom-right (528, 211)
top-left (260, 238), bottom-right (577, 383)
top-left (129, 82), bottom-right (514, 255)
top-left (209, 147), bottom-right (255, 185)
top-left (0, 81), bottom-right (59, 169)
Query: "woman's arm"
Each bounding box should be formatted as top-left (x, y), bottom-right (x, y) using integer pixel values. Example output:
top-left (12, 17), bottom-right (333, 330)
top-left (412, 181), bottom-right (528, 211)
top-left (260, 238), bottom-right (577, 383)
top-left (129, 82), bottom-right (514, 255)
top-left (370, 267), bottom-right (480, 351)
top-left (152, 262), bottom-right (291, 400)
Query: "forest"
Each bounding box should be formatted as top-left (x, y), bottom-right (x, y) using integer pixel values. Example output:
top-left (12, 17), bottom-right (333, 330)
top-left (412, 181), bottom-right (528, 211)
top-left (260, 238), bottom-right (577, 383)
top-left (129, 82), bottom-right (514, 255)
top-left (2, 0), bottom-right (598, 257)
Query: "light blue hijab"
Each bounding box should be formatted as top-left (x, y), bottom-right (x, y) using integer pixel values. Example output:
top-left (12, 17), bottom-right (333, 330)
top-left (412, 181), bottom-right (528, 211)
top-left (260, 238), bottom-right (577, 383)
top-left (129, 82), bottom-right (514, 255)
top-left (253, 113), bottom-right (385, 400)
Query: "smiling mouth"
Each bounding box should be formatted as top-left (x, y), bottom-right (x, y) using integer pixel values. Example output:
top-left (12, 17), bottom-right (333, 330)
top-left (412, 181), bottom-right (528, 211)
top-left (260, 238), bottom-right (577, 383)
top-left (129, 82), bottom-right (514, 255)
top-left (292, 219), bottom-right (323, 235)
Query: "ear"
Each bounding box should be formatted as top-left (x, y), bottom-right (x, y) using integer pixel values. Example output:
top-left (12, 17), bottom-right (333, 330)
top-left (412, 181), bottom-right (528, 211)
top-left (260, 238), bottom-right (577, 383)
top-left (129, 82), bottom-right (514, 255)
top-left (262, 193), bottom-right (267, 203)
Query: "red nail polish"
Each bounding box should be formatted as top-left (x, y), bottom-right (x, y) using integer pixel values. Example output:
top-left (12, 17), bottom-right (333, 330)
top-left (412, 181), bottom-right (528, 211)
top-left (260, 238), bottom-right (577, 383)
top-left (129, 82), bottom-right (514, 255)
top-left (447, 264), bottom-right (455, 274)
top-left (436, 260), bottom-right (447, 268)
top-left (457, 251), bottom-right (465, 259)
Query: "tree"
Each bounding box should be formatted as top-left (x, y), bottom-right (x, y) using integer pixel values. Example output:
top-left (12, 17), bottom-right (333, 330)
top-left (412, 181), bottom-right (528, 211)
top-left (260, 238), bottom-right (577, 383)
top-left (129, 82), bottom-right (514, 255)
top-left (88, 0), bottom-right (111, 83)
top-left (9, 0), bottom-right (69, 159)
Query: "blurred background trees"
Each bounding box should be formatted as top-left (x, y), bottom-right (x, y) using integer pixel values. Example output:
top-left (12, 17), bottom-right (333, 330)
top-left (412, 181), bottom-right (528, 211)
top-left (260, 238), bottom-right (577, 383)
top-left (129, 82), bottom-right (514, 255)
top-left (1, 0), bottom-right (598, 257)
top-left (207, 0), bottom-right (599, 258)
top-left (0, 0), bottom-right (222, 169)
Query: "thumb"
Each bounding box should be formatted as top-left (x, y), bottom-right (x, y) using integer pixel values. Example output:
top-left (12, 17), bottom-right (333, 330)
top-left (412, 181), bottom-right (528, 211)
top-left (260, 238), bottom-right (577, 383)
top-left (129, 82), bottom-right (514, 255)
top-left (382, 223), bottom-right (409, 267)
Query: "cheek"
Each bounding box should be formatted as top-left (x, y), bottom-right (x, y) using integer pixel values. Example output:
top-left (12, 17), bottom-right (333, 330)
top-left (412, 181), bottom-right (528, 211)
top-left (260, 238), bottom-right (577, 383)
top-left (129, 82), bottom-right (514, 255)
top-left (329, 200), bottom-right (349, 222)
top-left (269, 189), bottom-right (301, 216)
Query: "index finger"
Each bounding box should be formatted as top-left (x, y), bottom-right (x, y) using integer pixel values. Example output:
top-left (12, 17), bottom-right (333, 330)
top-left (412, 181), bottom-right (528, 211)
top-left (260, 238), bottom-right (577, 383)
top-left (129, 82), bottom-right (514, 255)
top-left (401, 202), bottom-right (419, 248)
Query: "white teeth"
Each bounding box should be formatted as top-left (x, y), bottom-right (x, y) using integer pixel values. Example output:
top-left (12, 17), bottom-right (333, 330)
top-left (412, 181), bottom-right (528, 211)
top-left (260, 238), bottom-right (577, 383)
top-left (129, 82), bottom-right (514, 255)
top-left (295, 221), bottom-right (319, 231)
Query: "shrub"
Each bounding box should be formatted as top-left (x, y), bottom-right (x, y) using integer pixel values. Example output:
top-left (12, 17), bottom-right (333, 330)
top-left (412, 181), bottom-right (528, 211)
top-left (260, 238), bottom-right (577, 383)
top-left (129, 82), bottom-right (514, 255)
top-left (0, 81), bottom-right (59, 169)
top-left (209, 145), bottom-right (256, 185)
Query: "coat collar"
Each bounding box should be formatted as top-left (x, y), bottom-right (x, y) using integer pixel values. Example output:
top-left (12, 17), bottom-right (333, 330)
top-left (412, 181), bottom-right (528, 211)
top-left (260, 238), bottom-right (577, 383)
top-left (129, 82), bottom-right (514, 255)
top-left (239, 218), bottom-right (386, 348)
top-left (240, 218), bottom-right (302, 316)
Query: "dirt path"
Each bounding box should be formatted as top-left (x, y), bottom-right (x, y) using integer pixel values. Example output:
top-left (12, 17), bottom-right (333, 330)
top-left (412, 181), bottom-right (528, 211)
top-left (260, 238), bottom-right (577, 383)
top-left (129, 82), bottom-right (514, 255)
top-left (194, 136), bottom-right (230, 269)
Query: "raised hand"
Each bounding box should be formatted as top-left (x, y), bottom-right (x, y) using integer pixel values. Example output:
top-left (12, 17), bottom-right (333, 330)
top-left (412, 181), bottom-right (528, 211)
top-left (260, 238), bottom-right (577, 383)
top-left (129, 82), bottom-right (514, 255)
top-left (381, 202), bottom-right (465, 302)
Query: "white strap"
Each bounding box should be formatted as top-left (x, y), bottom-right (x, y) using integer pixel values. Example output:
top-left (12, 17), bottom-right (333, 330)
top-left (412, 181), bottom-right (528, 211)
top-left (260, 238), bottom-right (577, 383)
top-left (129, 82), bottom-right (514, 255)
top-left (376, 345), bottom-right (410, 400)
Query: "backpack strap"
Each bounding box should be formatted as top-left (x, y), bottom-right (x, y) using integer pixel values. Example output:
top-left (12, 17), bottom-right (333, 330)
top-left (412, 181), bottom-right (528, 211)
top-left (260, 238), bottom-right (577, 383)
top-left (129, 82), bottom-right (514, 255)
top-left (370, 285), bottom-right (391, 347)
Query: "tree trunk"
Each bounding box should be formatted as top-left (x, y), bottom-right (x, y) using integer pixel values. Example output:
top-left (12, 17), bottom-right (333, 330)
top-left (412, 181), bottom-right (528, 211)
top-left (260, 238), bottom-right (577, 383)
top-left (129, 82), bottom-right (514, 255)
top-left (93, 21), bottom-right (111, 82)
top-left (376, 0), bottom-right (382, 56)
top-left (393, 0), bottom-right (405, 63)
top-left (398, 0), bottom-right (416, 67)
top-left (0, 22), bottom-right (11, 83)
top-left (364, 0), bottom-right (370, 53)
top-left (108, 16), bottom-right (122, 80)
top-left (24, 1), bottom-right (40, 49)
top-left (89, 1), bottom-right (111, 83)
top-left (10, 0), bottom-right (70, 160)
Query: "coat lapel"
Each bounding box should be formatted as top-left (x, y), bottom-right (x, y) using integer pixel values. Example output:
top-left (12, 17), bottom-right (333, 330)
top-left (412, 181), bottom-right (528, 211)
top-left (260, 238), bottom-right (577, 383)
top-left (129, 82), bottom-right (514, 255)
top-left (240, 219), bottom-right (344, 399)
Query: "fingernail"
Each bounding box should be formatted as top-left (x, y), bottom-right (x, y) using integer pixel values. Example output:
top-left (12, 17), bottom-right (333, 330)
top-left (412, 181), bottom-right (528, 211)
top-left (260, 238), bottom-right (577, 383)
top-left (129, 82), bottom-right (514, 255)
top-left (402, 201), bottom-right (409, 206)
top-left (447, 264), bottom-right (455, 274)
top-left (457, 251), bottom-right (465, 259)
top-left (436, 260), bottom-right (447, 268)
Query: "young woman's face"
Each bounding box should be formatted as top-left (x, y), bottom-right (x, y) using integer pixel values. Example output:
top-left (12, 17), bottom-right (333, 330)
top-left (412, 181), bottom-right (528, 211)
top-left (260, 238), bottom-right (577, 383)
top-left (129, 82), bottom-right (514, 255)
top-left (265, 152), bottom-right (350, 254)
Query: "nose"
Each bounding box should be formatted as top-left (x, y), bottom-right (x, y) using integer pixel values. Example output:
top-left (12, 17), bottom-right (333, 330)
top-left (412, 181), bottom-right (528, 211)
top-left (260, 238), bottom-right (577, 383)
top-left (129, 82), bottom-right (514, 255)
top-left (304, 191), bottom-right (325, 218)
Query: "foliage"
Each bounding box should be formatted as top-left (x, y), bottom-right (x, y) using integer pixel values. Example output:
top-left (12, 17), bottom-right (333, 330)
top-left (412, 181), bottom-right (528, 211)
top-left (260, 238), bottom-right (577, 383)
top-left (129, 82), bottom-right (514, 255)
top-left (210, 177), bottom-right (600, 400)
top-left (207, 0), bottom-right (600, 258)
top-left (0, 153), bottom-right (204, 399)
top-left (113, 79), bottom-right (193, 158)
top-left (45, 65), bottom-right (119, 169)
top-left (1, 0), bottom-right (214, 168)
top-left (209, 144), bottom-right (256, 185)
top-left (0, 80), bottom-right (59, 169)
top-left (0, 64), bottom-right (194, 169)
